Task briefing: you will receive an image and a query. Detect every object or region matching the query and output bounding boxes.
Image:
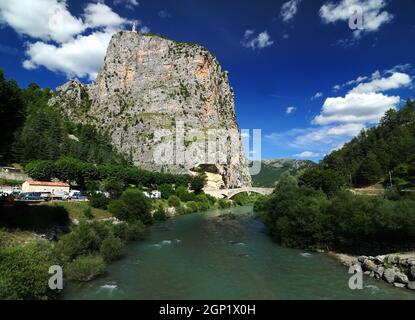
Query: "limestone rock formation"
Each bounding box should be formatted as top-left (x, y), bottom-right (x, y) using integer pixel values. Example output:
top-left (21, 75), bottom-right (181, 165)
top-left (50, 31), bottom-right (251, 188)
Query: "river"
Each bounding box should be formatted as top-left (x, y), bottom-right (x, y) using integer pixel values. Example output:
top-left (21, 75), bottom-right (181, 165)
top-left (63, 206), bottom-right (415, 300)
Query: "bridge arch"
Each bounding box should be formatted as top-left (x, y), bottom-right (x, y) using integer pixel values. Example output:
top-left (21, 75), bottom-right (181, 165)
top-left (205, 187), bottom-right (273, 199)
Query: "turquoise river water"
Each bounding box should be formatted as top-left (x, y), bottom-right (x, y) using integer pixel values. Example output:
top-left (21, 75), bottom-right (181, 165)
top-left (63, 206), bottom-right (415, 300)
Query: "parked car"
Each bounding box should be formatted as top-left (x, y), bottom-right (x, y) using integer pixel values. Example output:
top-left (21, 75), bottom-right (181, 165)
top-left (20, 192), bottom-right (43, 201)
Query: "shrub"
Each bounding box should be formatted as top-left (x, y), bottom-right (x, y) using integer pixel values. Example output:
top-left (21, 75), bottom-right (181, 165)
top-left (53, 221), bottom-right (102, 262)
top-left (190, 174), bottom-right (206, 194)
top-left (108, 189), bottom-right (152, 223)
top-left (0, 242), bottom-right (57, 300)
top-left (168, 195), bottom-right (181, 208)
top-left (126, 221), bottom-right (146, 240)
top-left (175, 205), bottom-right (187, 215)
top-left (299, 167), bottom-right (346, 196)
top-left (83, 206), bottom-right (94, 219)
top-left (186, 201), bottom-right (199, 213)
top-left (100, 235), bottom-right (123, 262)
top-left (158, 184), bottom-right (175, 199)
top-left (175, 186), bottom-right (195, 202)
top-left (112, 222), bottom-right (130, 241)
top-left (218, 199), bottom-right (232, 209)
top-left (90, 193), bottom-right (110, 209)
top-left (153, 205), bottom-right (168, 221)
top-left (66, 255), bottom-right (106, 282)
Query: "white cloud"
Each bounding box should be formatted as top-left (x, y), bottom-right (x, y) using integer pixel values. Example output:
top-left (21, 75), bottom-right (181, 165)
top-left (0, 0), bottom-right (85, 43)
top-left (319, 0), bottom-right (393, 37)
top-left (281, 0), bottom-right (303, 22)
top-left (23, 29), bottom-right (115, 80)
top-left (1, 0), bottom-right (147, 80)
top-left (333, 70), bottom-right (386, 91)
top-left (351, 72), bottom-right (412, 94)
top-left (113, 0), bottom-right (139, 10)
top-left (241, 30), bottom-right (274, 50)
top-left (84, 3), bottom-right (131, 29)
top-left (314, 71), bottom-right (412, 126)
top-left (294, 151), bottom-right (320, 158)
top-left (268, 65), bottom-right (412, 158)
top-left (313, 92), bottom-right (400, 125)
top-left (311, 92), bottom-right (323, 100)
top-left (286, 106), bottom-right (296, 114)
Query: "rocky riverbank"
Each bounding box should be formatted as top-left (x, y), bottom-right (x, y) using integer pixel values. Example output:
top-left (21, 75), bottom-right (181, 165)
top-left (329, 252), bottom-right (415, 291)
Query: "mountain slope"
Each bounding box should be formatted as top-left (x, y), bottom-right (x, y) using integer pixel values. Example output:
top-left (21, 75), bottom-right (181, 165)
top-left (50, 31), bottom-right (251, 188)
top-left (321, 100), bottom-right (415, 188)
top-left (252, 159), bottom-right (316, 187)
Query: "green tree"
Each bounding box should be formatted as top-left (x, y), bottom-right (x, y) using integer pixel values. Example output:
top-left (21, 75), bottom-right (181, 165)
top-left (168, 195), bottom-right (181, 208)
top-left (158, 184), bottom-right (175, 199)
top-left (0, 70), bottom-right (25, 164)
top-left (100, 234), bottom-right (123, 262)
top-left (190, 173), bottom-right (206, 194)
top-left (356, 152), bottom-right (383, 187)
top-left (102, 177), bottom-right (124, 199)
top-left (108, 189), bottom-right (152, 223)
top-left (0, 242), bottom-right (57, 300)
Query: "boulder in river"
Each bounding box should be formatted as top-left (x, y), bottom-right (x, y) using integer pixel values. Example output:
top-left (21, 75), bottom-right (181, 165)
top-left (383, 268), bottom-right (397, 283)
top-left (363, 259), bottom-right (377, 272)
top-left (408, 282), bottom-right (415, 290)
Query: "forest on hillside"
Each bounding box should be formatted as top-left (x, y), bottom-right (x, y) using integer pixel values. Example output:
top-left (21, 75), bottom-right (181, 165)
top-left (0, 69), bottom-right (130, 166)
top-left (321, 100), bottom-right (415, 188)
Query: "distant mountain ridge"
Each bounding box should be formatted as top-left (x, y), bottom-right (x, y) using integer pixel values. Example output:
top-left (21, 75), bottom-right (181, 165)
top-left (252, 158), bottom-right (316, 188)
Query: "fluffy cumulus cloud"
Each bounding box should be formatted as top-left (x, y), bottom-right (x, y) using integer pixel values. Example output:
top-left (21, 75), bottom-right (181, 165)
top-left (23, 30), bottom-right (115, 80)
top-left (314, 71), bottom-right (412, 126)
top-left (267, 65), bottom-right (412, 159)
top-left (280, 0), bottom-right (303, 22)
top-left (313, 92), bottom-right (400, 125)
top-left (0, 0), bottom-right (85, 43)
top-left (0, 0), bottom-right (147, 80)
top-left (350, 72), bottom-right (412, 94)
top-left (319, 0), bottom-right (394, 37)
top-left (84, 2), bottom-right (130, 29)
top-left (241, 30), bottom-right (274, 50)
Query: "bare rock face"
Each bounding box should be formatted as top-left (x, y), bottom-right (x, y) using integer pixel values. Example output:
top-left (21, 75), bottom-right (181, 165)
top-left (50, 31), bottom-right (251, 188)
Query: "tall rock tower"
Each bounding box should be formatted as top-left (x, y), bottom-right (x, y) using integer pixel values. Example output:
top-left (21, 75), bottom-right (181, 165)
top-left (50, 31), bottom-right (252, 188)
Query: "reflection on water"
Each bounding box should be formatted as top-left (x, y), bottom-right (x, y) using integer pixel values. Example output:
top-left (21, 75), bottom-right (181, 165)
top-left (64, 206), bottom-right (415, 300)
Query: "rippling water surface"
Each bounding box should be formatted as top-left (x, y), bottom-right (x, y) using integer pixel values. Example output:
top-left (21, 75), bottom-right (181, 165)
top-left (64, 206), bottom-right (415, 300)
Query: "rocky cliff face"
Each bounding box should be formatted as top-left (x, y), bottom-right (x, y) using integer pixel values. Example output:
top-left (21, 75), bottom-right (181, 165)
top-left (50, 31), bottom-right (251, 188)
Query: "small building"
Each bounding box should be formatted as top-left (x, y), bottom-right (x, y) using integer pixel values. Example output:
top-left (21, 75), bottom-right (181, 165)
top-left (151, 191), bottom-right (162, 199)
top-left (143, 191), bottom-right (162, 199)
top-left (21, 181), bottom-right (70, 195)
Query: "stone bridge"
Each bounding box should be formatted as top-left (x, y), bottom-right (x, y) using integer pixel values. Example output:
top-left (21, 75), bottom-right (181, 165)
top-left (204, 187), bottom-right (274, 199)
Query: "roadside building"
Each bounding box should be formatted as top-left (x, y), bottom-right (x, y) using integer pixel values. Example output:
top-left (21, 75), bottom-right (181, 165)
top-left (21, 181), bottom-right (70, 195)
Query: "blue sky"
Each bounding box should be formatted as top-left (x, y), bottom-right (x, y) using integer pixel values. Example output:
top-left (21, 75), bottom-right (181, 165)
top-left (1, 0), bottom-right (415, 162)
